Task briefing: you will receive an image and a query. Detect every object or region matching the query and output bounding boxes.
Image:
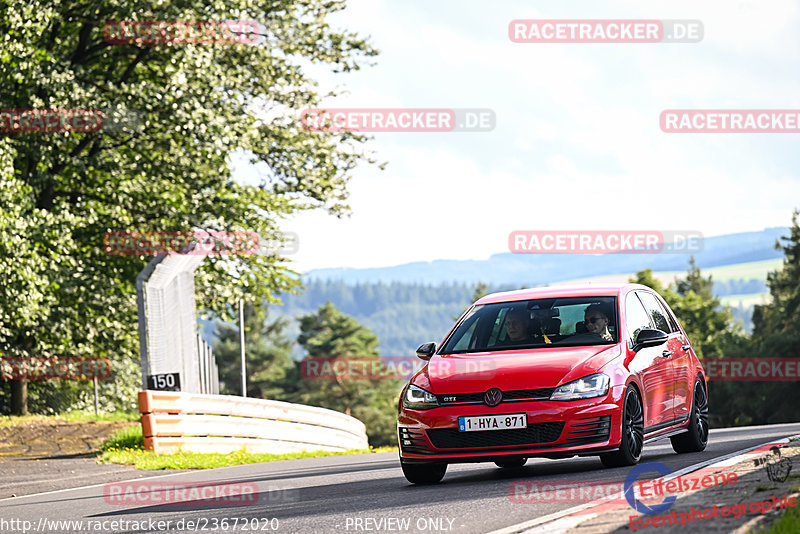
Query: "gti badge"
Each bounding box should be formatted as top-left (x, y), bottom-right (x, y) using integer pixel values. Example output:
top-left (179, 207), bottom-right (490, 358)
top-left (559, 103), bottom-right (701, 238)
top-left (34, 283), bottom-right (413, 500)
top-left (484, 388), bottom-right (503, 407)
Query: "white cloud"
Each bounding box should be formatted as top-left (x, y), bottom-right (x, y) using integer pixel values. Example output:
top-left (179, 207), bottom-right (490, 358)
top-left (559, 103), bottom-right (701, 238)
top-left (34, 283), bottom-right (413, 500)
top-left (244, 0), bottom-right (800, 272)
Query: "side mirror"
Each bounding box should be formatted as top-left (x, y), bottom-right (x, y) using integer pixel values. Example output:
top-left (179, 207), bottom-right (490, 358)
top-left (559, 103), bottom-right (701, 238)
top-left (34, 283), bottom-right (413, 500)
top-left (633, 329), bottom-right (668, 352)
top-left (416, 342), bottom-right (436, 361)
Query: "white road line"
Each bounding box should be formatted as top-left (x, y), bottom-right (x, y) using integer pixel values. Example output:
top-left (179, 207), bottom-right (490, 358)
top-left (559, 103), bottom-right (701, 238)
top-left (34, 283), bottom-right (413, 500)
top-left (0, 469), bottom-right (194, 503)
top-left (0, 452), bottom-right (398, 504)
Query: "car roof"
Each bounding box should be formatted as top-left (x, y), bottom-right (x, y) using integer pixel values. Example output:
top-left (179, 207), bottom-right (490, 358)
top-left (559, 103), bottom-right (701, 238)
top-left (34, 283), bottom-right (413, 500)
top-left (474, 283), bottom-right (651, 305)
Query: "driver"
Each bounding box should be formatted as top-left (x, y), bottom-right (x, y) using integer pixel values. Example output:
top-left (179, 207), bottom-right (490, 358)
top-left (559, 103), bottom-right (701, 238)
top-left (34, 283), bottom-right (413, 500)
top-left (584, 304), bottom-right (613, 341)
top-left (503, 309), bottom-right (531, 343)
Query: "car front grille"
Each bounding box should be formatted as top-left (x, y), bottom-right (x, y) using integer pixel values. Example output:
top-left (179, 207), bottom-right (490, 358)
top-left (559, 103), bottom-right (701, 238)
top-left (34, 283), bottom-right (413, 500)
top-left (436, 388), bottom-right (554, 405)
top-left (426, 421), bottom-right (565, 449)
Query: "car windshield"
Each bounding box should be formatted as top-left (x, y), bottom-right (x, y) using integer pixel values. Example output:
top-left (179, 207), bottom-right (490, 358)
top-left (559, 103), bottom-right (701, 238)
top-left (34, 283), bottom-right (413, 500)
top-left (439, 296), bottom-right (619, 354)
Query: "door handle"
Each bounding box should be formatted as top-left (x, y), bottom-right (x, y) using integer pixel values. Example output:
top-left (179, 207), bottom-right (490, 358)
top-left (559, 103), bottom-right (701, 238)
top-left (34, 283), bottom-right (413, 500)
top-left (681, 345), bottom-right (691, 352)
top-left (662, 350), bottom-right (672, 357)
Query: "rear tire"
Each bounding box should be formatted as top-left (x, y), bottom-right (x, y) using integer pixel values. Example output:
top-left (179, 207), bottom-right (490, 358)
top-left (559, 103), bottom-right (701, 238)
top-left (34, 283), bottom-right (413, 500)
top-left (600, 386), bottom-right (644, 468)
top-left (671, 379), bottom-right (709, 453)
top-left (495, 457), bottom-right (527, 469)
top-left (400, 460), bottom-right (447, 484)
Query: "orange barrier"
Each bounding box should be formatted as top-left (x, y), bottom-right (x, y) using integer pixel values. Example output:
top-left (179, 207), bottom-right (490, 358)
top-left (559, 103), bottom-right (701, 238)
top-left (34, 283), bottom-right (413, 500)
top-left (138, 390), bottom-right (369, 454)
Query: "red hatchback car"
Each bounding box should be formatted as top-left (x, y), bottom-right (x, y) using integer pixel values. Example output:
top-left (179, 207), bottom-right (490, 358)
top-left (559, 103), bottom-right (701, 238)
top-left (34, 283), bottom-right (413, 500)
top-left (397, 284), bottom-right (708, 484)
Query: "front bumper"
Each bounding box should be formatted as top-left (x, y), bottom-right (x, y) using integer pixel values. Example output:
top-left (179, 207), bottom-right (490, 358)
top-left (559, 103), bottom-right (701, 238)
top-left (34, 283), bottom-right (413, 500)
top-left (398, 385), bottom-right (625, 462)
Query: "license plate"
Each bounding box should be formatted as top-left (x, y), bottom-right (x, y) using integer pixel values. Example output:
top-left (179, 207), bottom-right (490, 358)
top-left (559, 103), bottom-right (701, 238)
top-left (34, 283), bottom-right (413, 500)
top-left (458, 413), bottom-right (527, 432)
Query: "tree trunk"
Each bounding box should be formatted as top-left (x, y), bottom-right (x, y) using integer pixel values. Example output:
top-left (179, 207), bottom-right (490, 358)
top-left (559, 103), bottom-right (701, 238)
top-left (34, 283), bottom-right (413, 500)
top-left (10, 380), bottom-right (28, 415)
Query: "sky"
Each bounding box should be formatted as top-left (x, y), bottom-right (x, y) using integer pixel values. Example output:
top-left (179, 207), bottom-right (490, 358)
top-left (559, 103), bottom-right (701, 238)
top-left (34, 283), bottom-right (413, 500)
top-left (233, 0), bottom-right (800, 273)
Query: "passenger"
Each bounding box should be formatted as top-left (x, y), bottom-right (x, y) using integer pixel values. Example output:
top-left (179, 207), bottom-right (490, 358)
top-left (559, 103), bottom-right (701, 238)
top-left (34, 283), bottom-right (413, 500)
top-left (584, 304), bottom-right (613, 341)
top-left (503, 309), bottom-right (531, 343)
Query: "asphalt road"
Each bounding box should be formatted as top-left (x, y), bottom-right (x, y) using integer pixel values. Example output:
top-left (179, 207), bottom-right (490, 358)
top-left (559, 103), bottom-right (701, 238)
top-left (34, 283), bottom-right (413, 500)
top-left (3, 422), bottom-right (800, 534)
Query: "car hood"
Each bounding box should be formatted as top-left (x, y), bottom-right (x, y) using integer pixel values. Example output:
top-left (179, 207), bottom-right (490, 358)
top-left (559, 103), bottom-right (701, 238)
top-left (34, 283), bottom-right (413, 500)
top-left (413, 344), bottom-right (621, 394)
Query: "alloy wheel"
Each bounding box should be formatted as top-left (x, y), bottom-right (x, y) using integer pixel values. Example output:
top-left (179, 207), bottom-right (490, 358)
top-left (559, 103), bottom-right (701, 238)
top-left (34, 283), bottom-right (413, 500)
top-left (693, 381), bottom-right (709, 444)
top-left (624, 389), bottom-right (644, 460)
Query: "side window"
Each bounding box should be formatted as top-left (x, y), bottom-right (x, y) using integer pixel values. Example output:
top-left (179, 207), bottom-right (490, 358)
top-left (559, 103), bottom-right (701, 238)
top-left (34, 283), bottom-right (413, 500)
top-left (625, 293), bottom-right (652, 348)
top-left (637, 291), bottom-right (674, 334)
top-left (659, 298), bottom-right (682, 333)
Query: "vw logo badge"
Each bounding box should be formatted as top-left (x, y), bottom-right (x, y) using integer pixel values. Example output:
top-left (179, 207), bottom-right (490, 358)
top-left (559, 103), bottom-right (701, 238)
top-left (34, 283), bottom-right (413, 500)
top-left (484, 388), bottom-right (503, 407)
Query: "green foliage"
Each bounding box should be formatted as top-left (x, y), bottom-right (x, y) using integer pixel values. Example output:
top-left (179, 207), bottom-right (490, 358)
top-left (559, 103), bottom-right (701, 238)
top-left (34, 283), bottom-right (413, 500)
top-left (212, 302), bottom-right (294, 398)
top-left (452, 281), bottom-right (488, 320)
top-left (753, 210), bottom-right (800, 340)
top-left (630, 258), bottom-right (742, 359)
top-left (0, 0), bottom-right (378, 414)
top-left (629, 268), bottom-right (667, 295)
top-left (632, 218), bottom-right (800, 428)
top-left (100, 441), bottom-right (397, 470)
top-left (279, 280), bottom-right (481, 354)
top-left (757, 497), bottom-right (800, 533)
top-left (471, 282), bottom-right (489, 303)
top-left (100, 423), bottom-right (144, 452)
top-left (714, 212), bottom-right (800, 426)
top-left (289, 302), bottom-right (400, 447)
top-left (298, 302), bottom-right (381, 357)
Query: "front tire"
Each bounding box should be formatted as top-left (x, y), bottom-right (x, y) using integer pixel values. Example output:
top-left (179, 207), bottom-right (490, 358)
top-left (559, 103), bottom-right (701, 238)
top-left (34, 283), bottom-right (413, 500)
top-left (600, 386), bottom-right (644, 468)
top-left (671, 379), bottom-right (709, 453)
top-left (400, 460), bottom-right (447, 484)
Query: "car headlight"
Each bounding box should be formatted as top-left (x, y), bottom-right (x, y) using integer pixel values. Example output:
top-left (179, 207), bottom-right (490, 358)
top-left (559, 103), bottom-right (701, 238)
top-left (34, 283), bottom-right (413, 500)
top-left (550, 374), bottom-right (610, 401)
top-left (403, 385), bottom-right (439, 409)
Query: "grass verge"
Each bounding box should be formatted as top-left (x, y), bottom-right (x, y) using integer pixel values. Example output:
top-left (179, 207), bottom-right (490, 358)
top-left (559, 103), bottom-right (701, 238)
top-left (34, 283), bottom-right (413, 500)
top-left (98, 425), bottom-right (397, 470)
top-left (759, 496), bottom-right (800, 533)
top-left (0, 410), bottom-right (139, 428)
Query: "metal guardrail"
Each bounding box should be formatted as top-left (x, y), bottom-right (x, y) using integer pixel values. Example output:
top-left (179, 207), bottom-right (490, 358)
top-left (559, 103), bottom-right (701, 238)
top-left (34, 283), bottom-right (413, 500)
top-left (138, 390), bottom-right (369, 454)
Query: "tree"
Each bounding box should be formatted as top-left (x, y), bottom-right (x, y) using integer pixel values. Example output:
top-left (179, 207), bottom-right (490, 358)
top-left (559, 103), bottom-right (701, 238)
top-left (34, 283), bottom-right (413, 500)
top-left (290, 302), bottom-right (398, 446)
top-left (735, 211), bottom-right (800, 424)
top-left (471, 281), bottom-right (489, 303)
top-left (671, 258), bottom-right (740, 359)
top-left (0, 1), bottom-right (378, 414)
top-left (630, 261), bottom-right (739, 359)
top-left (453, 281), bottom-right (488, 320)
top-left (675, 257), bottom-right (714, 300)
top-left (752, 210), bottom-right (800, 339)
top-left (212, 302), bottom-right (294, 399)
top-left (630, 243), bottom-right (800, 427)
top-left (629, 268), bottom-right (669, 296)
